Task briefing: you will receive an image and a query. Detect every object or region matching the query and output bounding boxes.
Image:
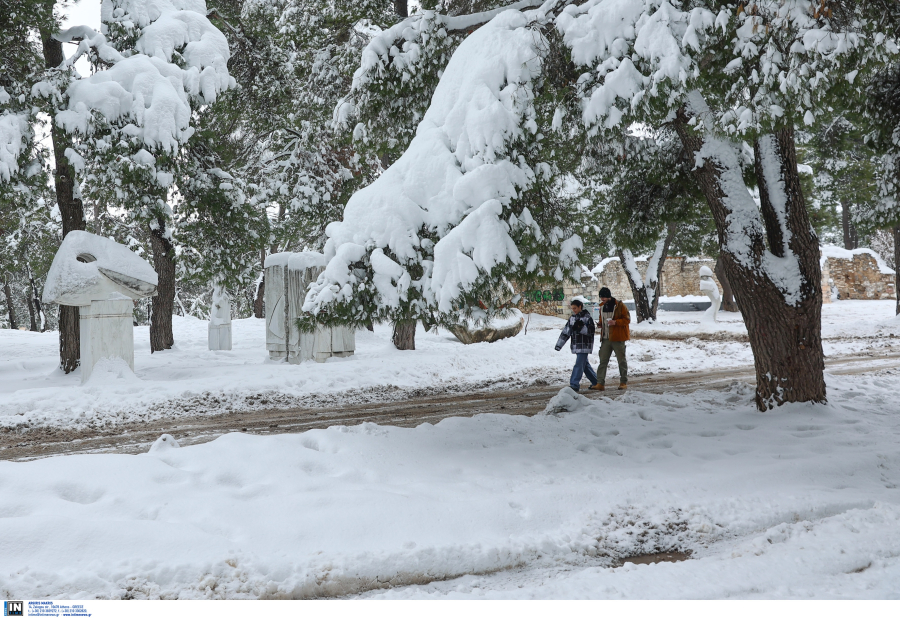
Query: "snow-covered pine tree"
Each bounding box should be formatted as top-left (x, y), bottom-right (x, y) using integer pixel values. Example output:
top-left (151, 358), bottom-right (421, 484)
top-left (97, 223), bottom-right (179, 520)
top-left (204, 0), bottom-right (402, 318)
top-left (173, 129), bottom-right (270, 311)
top-left (310, 0), bottom-right (896, 405)
top-left (50, 0), bottom-right (238, 351)
top-left (554, 0), bottom-right (895, 409)
top-left (798, 113), bottom-right (876, 249)
top-left (582, 130), bottom-right (709, 322)
top-left (0, 0), bottom-right (87, 365)
top-left (304, 5), bottom-right (600, 350)
top-left (864, 66), bottom-right (900, 316)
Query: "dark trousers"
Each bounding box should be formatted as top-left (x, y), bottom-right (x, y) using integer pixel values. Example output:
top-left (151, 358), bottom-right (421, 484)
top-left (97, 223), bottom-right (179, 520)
top-left (570, 352), bottom-right (598, 391)
top-left (597, 339), bottom-right (627, 384)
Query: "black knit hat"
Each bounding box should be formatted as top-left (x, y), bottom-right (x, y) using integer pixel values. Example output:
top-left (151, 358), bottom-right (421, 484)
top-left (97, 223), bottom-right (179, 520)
top-left (599, 287), bottom-right (612, 298)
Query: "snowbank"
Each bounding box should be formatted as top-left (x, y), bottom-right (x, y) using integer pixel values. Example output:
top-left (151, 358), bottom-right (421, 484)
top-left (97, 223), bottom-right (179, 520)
top-left (1, 372), bottom-right (898, 599)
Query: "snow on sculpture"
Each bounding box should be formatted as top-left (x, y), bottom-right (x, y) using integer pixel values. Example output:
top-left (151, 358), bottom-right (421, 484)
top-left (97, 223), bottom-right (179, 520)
top-left (208, 285), bottom-right (232, 351)
top-left (698, 265), bottom-right (721, 323)
top-left (265, 252), bottom-right (355, 363)
top-left (43, 231), bottom-right (158, 382)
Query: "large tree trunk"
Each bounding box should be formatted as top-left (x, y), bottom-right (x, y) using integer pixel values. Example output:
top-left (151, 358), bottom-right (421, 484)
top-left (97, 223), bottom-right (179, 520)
top-left (894, 225), bottom-right (900, 316)
top-left (392, 319), bottom-right (416, 350)
top-left (618, 223), bottom-right (674, 323)
top-left (149, 223), bottom-right (176, 352)
top-left (42, 32), bottom-right (86, 372)
top-left (393, 0), bottom-right (408, 18)
top-left (674, 111), bottom-right (825, 410)
top-left (841, 201), bottom-right (859, 250)
top-left (26, 289), bottom-right (37, 331)
top-left (254, 276), bottom-right (265, 318)
top-left (28, 272), bottom-right (46, 332)
top-left (3, 278), bottom-right (16, 329)
top-left (714, 257), bottom-right (739, 312)
top-left (254, 249), bottom-right (266, 318)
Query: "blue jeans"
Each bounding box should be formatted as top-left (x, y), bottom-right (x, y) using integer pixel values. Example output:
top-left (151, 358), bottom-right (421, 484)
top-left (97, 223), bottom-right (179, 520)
top-left (570, 353), bottom-right (598, 391)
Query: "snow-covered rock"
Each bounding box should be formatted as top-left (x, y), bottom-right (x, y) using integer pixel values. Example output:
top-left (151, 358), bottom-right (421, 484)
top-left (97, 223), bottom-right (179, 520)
top-left (448, 311), bottom-right (524, 344)
top-left (148, 433), bottom-right (181, 453)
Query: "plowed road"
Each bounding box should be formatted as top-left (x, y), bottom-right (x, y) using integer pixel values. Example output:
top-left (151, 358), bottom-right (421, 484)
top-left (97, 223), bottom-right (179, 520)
top-left (3, 353), bottom-right (899, 461)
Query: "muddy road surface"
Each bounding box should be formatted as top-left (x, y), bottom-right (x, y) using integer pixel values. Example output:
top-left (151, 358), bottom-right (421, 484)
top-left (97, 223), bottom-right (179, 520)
top-left (3, 353), bottom-right (898, 462)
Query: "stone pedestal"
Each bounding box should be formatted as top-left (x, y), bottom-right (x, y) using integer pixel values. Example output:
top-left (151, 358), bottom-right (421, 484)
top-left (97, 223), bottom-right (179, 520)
top-left (79, 298), bottom-right (135, 383)
top-left (264, 251), bottom-right (356, 363)
top-left (208, 323), bottom-right (232, 351)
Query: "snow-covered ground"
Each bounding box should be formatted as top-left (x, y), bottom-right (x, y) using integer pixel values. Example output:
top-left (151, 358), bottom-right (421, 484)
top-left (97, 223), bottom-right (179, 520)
top-left (0, 370), bottom-right (898, 599)
top-left (2, 300), bottom-right (898, 430)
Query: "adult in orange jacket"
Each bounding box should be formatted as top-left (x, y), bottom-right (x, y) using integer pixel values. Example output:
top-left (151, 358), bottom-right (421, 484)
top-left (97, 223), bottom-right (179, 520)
top-left (596, 287), bottom-right (630, 390)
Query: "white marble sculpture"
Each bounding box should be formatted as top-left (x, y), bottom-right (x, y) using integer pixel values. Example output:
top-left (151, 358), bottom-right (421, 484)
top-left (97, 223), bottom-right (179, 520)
top-left (208, 285), bottom-right (232, 351)
top-left (43, 231), bottom-right (158, 382)
top-left (264, 252), bottom-right (355, 363)
top-left (698, 265), bottom-right (721, 323)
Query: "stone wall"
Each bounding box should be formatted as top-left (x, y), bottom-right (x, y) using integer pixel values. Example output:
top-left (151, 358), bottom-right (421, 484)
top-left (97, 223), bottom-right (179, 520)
top-left (592, 257), bottom-right (725, 301)
top-left (515, 247), bottom-right (896, 318)
top-left (823, 251), bottom-right (896, 301)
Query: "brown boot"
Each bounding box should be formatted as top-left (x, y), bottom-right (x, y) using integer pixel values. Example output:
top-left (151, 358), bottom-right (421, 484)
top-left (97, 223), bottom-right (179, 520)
top-left (589, 384), bottom-right (604, 391)
top-left (618, 383), bottom-right (627, 390)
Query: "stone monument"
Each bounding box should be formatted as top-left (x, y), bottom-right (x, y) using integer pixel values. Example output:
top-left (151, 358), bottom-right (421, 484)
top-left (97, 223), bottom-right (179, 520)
top-left (208, 285), bottom-right (232, 350)
top-left (698, 265), bottom-right (721, 322)
top-left (43, 231), bottom-right (158, 383)
top-left (264, 251), bottom-right (355, 363)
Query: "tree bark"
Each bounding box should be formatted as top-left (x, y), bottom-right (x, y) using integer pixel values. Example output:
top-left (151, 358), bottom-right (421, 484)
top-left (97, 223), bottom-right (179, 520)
top-left (714, 257), bottom-right (739, 312)
top-left (618, 224), bottom-right (674, 323)
top-left (254, 249), bottom-right (266, 318)
top-left (254, 276), bottom-right (265, 318)
top-left (26, 289), bottom-right (37, 331)
top-left (42, 31), bottom-right (86, 372)
top-left (393, 0), bottom-right (408, 18)
top-left (841, 201), bottom-right (858, 250)
top-left (149, 223), bottom-right (176, 352)
top-left (3, 278), bottom-right (16, 329)
top-left (674, 111), bottom-right (825, 410)
top-left (894, 225), bottom-right (900, 316)
top-left (29, 275), bottom-right (46, 331)
top-left (392, 319), bottom-right (416, 350)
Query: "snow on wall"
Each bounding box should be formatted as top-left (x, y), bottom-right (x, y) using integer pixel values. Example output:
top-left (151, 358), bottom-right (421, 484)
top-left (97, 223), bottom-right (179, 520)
top-left (307, 9), bottom-right (547, 315)
top-left (821, 245), bottom-right (895, 276)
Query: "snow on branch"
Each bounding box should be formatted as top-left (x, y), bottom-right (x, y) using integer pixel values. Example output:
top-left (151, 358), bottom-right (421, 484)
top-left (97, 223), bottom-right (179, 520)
top-left (0, 112), bottom-right (29, 183)
top-left (695, 132), bottom-right (803, 305)
top-left (49, 0), bottom-right (234, 153)
top-left (307, 9), bottom-right (547, 316)
top-left (556, 0), bottom-right (890, 136)
top-left (334, 0), bottom-right (547, 130)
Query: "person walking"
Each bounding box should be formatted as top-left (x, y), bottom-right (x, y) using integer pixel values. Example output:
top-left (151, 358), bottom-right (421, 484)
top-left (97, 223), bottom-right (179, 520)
top-left (595, 287), bottom-right (630, 390)
top-left (554, 298), bottom-right (602, 392)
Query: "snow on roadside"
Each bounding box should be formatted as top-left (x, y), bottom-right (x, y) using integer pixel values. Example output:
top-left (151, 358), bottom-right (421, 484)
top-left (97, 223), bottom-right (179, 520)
top-left (0, 371), bottom-right (898, 599)
top-left (1, 301), bottom-right (899, 430)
